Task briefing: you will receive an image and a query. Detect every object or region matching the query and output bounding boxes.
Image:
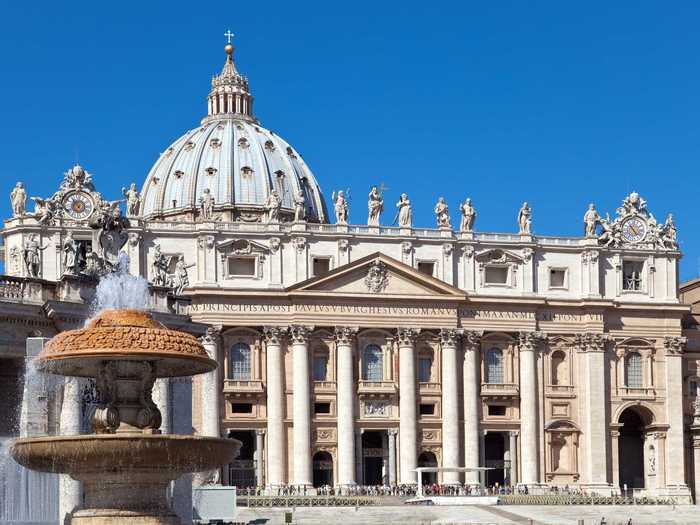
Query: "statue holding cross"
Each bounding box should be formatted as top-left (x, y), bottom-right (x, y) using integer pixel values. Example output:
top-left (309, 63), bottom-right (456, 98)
top-left (367, 184), bottom-right (387, 226)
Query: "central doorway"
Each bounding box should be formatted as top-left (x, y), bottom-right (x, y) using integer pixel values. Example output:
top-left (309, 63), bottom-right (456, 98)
top-left (417, 451), bottom-right (438, 485)
top-left (618, 408), bottom-right (647, 490)
top-left (313, 451), bottom-right (334, 487)
top-left (228, 431), bottom-right (256, 488)
top-left (362, 431), bottom-right (386, 485)
top-left (485, 432), bottom-right (506, 487)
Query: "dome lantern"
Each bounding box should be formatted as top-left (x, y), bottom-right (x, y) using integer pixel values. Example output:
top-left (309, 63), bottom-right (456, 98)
top-left (206, 31), bottom-right (254, 121)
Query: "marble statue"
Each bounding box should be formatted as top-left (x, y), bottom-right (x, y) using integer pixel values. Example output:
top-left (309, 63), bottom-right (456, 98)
top-left (518, 202), bottom-right (532, 235)
top-left (23, 234), bottom-right (47, 278)
top-left (61, 164), bottom-right (94, 191)
top-left (583, 203), bottom-right (600, 237)
top-left (460, 198), bottom-right (476, 232)
top-left (90, 204), bottom-right (130, 271)
top-left (199, 188), bottom-right (215, 221)
top-left (122, 183), bottom-right (141, 217)
top-left (172, 255), bottom-right (195, 295)
top-left (10, 182), bottom-right (27, 217)
top-left (152, 244), bottom-right (170, 287)
top-left (264, 190), bottom-right (282, 223)
top-left (62, 231), bottom-right (78, 276)
top-left (434, 197), bottom-right (450, 228)
top-left (395, 193), bottom-right (412, 227)
top-left (333, 190), bottom-right (349, 224)
top-left (293, 190), bottom-right (306, 222)
top-left (30, 196), bottom-right (57, 226)
top-left (367, 186), bottom-right (384, 226)
top-left (663, 213), bottom-right (678, 249)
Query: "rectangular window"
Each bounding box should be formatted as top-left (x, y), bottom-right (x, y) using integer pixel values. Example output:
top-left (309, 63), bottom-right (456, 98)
top-left (622, 261), bottom-right (644, 291)
top-left (312, 257), bottom-right (331, 277)
top-left (314, 402), bottom-right (331, 414)
top-left (689, 380), bottom-right (697, 397)
top-left (313, 355), bottom-right (328, 381)
top-left (231, 402), bottom-right (253, 414)
top-left (488, 405), bottom-right (507, 416)
top-left (227, 257), bottom-right (256, 277)
top-left (417, 261), bottom-right (435, 276)
top-left (419, 403), bottom-right (435, 416)
top-left (549, 268), bottom-right (567, 289)
top-left (418, 358), bottom-right (432, 383)
top-left (485, 266), bottom-right (509, 285)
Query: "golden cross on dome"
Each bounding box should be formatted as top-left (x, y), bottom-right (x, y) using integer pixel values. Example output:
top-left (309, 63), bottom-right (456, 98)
top-left (224, 30), bottom-right (234, 44)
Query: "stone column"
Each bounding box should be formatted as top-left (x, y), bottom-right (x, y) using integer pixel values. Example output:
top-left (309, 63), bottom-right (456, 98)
top-left (59, 377), bottom-right (83, 524)
top-left (579, 334), bottom-right (611, 492)
top-left (398, 328), bottom-right (420, 484)
top-left (509, 431), bottom-right (519, 485)
top-left (463, 331), bottom-right (481, 485)
top-left (664, 337), bottom-right (689, 490)
top-left (255, 429), bottom-right (265, 486)
top-left (200, 326), bottom-right (222, 439)
top-left (264, 326), bottom-right (287, 488)
top-left (388, 428), bottom-right (398, 486)
top-left (440, 329), bottom-right (461, 484)
top-left (335, 326), bottom-right (358, 486)
top-left (518, 331), bottom-right (545, 487)
top-left (691, 403), bottom-right (700, 504)
top-left (290, 325), bottom-right (314, 487)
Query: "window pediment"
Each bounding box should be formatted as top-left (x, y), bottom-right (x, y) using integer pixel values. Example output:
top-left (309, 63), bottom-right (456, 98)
top-left (475, 249), bottom-right (523, 264)
top-left (217, 238), bottom-right (269, 256)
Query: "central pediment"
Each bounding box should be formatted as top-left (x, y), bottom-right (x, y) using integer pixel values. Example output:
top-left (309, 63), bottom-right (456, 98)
top-left (287, 252), bottom-right (465, 298)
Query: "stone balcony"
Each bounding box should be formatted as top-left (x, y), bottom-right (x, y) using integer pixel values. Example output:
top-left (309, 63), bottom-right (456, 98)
top-left (357, 380), bottom-right (397, 397)
top-left (419, 382), bottom-right (441, 395)
top-left (313, 381), bottom-right (336, 393)
top-left (480, 382), bottom-right (520, 398)
top-left (546, 384), bottom-right (576, 398)
top-left (616, 386), bottom-right (656, 399)
top-left (223, 379), bottom-right (265, 398)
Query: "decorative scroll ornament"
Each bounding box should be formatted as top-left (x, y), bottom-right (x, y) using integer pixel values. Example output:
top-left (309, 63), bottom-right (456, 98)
top-left (519, 331), bottom-right (547, 352)
top-left (364, 260), bottom-right (389, 293)
top-left (596, 192), bottom-right (677, 250)
top-left (289, 325), bottom-right (314, 344)
top-left (463, 330), bottom-right (482, 351)
top-left (664, 336), bottom-right (687, 356)
top-left (262, 326), bottom-right (287, 345)
top-left (575, 333), bottom-right (608, 353)
top-left (334, 326), bottom-right (358, 346)
top-left (439, 328), bottom-right (462, 347)
top-left (397, 327), bottom-right (421, 346)
top-left (364, 400), bottom-right (388, 417)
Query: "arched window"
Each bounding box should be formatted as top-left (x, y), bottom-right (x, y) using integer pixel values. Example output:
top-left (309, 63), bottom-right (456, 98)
top-left (362, 344), bottom-right (383, 381)
top-left (551, 350), bottom-right (566, 386)
top-left (485, 348), bottom-right (503, 384)
top-left (625, 352), bottom-right (643, 388)
top-left (229, 343), bottom-right (251, 380)
top-left (418, 351), bottom-right (433, 383)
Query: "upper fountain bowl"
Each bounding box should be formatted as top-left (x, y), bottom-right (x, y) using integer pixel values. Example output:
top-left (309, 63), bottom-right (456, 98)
top-left (36, 309), bottom-right (215, 378)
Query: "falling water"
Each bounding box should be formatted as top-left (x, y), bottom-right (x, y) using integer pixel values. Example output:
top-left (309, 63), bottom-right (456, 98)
top-left (91, 253), bottom-right (149, 314)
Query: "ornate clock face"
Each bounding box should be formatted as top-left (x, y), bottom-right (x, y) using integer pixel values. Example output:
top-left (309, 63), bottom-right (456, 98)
top-left (63, 191), bottom-right (95, 221)
top-left (621, 216), bottom-right (647, 243)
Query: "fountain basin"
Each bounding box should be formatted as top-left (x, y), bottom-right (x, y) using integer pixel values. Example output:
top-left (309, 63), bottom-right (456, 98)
top-left (10, 434), bottom-right (240, 475)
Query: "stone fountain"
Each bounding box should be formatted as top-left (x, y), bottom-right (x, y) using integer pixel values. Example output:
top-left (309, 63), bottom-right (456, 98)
top-left (9, 308), bottom-right (241, 525)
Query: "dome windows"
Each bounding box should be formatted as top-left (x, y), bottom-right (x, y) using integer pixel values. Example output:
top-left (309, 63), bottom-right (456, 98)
top-left (205, 167), bottom-right (217, 176)
top-left (241, 166), bottom-right (254, 177)
top-left (210, 138), bottom-right (222, 149)
top-left (274, 170), bottom-right (285, 179)
top-left (163, 147), bottom-right (174, 157)
top-left (174, 170), bottom-right (185, 179)
top-left (286, 147), bottom-right (297, 158)
top-left (184, 141), bottom-right (196, 151)
top-left (264, 140), bottom-right (275, 152)
top-left (238, 137), bottom-right (250, 149)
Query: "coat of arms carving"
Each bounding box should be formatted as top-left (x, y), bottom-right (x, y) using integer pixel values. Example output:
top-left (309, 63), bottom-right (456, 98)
top-left (364, 260), bottom-right (389, 293)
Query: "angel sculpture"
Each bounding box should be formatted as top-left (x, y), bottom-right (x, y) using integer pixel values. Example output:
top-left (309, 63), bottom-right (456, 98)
top-left (30, 196), bottom-right (58, 226)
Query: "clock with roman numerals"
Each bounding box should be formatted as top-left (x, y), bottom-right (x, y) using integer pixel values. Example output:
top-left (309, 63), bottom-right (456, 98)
top-left (63, 191), bottom-right (95, 221)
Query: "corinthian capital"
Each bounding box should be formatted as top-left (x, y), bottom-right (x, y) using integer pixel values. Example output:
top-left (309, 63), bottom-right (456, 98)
top-left (334, 326), bottom-right (359, 346)
top-left (200, 325), bottom-right (222, 346)
top-left (518, 331), bottom-right (547, 352)
top-left (462, 330), bottom-right (482, 351)
top-left (439, 328), bottom-right (462, 347)
top-left (575, 333), bottom-right (608, 353)
top-left (396, 327), bottom-right (421, 346)
top-left (263, 326), bottom-right (288, 345)
top-left (289, 325), bottom-right (315, 344)
top-left (664, 336), bottom-right (687, 356)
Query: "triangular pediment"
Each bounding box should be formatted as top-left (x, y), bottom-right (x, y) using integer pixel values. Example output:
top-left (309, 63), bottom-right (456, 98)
top-left (288, 252), bottom-right (465, 298)
top-left (216, 238), bottom-right (269, 255)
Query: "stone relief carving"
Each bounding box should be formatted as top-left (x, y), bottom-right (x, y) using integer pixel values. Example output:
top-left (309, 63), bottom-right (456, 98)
top-left (395, 193), bottom-right (412, 227)
top-left (122, 183), bottom-right (141, 218)
top-left (367, 185), bottom-right (384, 226)
top-left (316, 428), bottom-right (334, 441)
top-left (664, 336), bottom-right (687, 356)
top-left (23, 234), bottom-right (48, 278)
top-left (364, 260), bottom-right (389, 293)
top-left (10, 182), bottom-right (27, 217)
top-left (292, 236), bottom-right (306, 253)
top-left (442, 243), bottom-right (453, 256)
top-left (460, 197), bottom-right (476, 232)
top-left (269, 237), bottom-right (281, 253)
top-left (89, 203), bottom-right (130, 272)
top-left (364, 400), bottom-right (388, 416)
top-left (337, 238), bottom-right (349, 252)
top-left (518, 202), bottom-right (532, 234)
top-left (128, 232), bottom-right (141, 248)
top-left (197, 235), bottom-right (215, 250)
top-left (434, 197), bottom-right (450, 228)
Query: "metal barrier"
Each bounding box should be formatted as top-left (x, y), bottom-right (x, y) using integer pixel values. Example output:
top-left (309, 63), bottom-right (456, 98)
top-left (498, 494), bottom-right (680, 505)
top-left (238, 495), bottom-right (381, 507)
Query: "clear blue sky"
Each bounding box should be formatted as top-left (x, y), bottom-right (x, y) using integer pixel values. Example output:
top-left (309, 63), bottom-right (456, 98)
top-left (2, 1), bottom-right (699, 280)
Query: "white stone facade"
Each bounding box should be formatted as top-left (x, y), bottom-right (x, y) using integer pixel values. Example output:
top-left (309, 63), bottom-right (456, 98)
top-left (0, 39), bottom-right (696, 502)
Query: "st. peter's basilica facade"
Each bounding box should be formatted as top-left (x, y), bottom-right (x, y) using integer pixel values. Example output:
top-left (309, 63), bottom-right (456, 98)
top-left (2, 38), bottom-right (700, 503)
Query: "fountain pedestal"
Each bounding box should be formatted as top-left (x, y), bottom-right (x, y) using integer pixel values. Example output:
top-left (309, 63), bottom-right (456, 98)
top-left (9, 310), bottom-right (241, 525)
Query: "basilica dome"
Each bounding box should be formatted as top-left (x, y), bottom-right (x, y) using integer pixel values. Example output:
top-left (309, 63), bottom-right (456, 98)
top-left (140, 43), bottom-right (328, 223)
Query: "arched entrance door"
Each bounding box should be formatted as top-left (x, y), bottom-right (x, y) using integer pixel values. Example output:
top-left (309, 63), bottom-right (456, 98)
top-left (417, 451), bottom-right (438, 485)
top-left (618, 408), bottom-right (649, 491)
top-left (313, 451), bottom-right (333, 488)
